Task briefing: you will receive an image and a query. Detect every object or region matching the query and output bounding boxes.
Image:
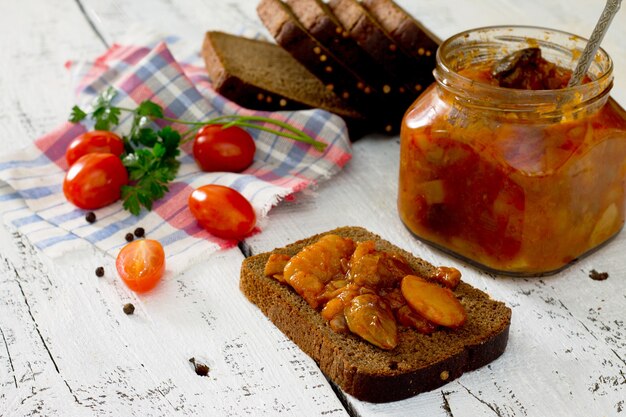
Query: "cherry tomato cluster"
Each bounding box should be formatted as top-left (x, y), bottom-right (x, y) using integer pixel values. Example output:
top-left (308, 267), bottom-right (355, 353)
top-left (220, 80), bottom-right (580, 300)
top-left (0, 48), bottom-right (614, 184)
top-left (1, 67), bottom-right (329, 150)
top-left (62, 126), bottom-right (258, 293)
top-left (63, 131), bottom-right (127, 210)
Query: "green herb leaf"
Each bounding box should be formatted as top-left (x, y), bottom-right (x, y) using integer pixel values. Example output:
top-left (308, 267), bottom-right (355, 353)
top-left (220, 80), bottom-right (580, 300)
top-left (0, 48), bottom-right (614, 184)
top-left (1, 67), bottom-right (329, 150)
top-left (69, 106), bottom-right (87, 123)
top-left (121, 185), bottom-right (141, 216)
top-left (136, 128), bottom-right (158, 147)
top-left (152, 142), bottom-right (166, 159)
top-left (137, 101), bottom-right (164, 118)
top-left (93, 107), bottom-right (121, 131)
top-left (158, 126), bottom-right (181, 158)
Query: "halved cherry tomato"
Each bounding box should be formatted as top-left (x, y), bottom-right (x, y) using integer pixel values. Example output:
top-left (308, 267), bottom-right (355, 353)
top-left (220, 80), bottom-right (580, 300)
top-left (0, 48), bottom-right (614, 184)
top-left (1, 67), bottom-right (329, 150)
top-left (66, 130), bottom-right (125, 167)
top-left (63, 153), bottom-right (128, 210)
top-left (116, 239), bottom-right (165, 292)
top-left (188, 184), bottom-right (256, 239)
top-left (193, 125), bottom-right (256, 172)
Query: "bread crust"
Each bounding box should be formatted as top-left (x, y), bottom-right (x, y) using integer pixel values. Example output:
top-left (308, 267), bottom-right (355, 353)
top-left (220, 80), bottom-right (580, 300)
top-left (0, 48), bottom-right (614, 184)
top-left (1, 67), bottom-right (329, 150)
top-left (240, 226), bottom-right (511, 403)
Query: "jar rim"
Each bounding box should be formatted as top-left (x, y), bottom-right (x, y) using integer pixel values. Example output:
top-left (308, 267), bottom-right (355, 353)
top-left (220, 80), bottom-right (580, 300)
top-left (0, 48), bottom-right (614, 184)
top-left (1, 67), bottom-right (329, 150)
top-left (435, 25), bottom-right (613, 110)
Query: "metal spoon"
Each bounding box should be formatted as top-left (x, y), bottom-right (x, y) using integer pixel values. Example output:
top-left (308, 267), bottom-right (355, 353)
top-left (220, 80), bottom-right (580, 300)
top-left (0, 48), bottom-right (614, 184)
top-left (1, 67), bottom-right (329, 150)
top-left (568, 0), bottom-right (622, 86)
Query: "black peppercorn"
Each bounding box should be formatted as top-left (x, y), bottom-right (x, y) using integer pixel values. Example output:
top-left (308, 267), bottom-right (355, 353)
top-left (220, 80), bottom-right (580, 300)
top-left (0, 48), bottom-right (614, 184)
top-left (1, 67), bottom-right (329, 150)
top-left (95, 266), bottom-right (104, 277)
top-left (85, 212), bottom-right (96, 223)
top-left (125, 233), bottom-right (134, 242)
top-left (123, 303), bottom-right (135, 315)
top-left (134, 227), bottom-right (145, 238)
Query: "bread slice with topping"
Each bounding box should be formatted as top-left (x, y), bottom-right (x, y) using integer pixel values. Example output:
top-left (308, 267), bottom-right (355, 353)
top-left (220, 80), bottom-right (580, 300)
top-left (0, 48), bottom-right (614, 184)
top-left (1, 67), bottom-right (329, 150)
top-left (201, 31), bottom-right (364, 121)
top-left (240, 226), bottom-right (512, 403)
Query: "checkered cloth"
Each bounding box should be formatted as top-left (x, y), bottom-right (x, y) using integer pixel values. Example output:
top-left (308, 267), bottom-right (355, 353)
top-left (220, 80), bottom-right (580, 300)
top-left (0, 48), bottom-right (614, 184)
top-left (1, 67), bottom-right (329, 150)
top-left (0, 39), bottom-right (352, 271)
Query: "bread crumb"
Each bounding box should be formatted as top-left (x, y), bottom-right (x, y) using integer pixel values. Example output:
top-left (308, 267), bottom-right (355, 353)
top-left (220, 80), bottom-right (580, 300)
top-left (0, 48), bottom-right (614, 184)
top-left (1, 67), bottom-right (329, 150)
top-left (440, 370), bottom-right (449, 380)
top-left (320, 54), bottom-right (327, 62)
top-left (418, 48), bottom-right (425, 56)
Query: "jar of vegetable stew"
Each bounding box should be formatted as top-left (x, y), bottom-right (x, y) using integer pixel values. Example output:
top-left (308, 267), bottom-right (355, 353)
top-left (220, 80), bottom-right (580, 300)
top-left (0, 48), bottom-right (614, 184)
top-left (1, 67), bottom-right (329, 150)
top-left (398, 26), bottom-right (626, 275)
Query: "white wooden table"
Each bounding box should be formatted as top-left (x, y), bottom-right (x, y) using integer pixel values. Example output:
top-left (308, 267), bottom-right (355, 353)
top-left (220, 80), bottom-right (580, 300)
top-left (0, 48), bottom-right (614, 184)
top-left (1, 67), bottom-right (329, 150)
top-left (1, 1), bottom-right (625, 416)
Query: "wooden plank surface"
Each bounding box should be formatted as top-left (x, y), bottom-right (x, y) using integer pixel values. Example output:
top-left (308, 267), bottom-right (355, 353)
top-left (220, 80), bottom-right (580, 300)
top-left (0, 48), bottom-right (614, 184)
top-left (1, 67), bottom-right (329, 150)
top-left (1, 0), bottom-right (625, 416)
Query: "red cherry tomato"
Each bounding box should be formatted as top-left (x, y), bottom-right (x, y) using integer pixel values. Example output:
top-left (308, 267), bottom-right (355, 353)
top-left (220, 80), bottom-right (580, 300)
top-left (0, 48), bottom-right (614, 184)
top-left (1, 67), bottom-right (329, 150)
top-left (188, 184), bottom-right (256, 239)
top-left (193, 125), bottom-right (256, 172)
top-left (116, 239), bottom-right (165, 293)
top-left (66, 130), bottom-right (125, 167)
top-left (63, 153), bottom-right (128, 210)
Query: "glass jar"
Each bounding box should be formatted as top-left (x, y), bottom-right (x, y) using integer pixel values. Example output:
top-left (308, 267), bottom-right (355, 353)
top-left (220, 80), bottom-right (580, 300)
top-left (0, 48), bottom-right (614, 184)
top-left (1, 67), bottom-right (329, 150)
top-left (398, 26), bottom-right (626, 275)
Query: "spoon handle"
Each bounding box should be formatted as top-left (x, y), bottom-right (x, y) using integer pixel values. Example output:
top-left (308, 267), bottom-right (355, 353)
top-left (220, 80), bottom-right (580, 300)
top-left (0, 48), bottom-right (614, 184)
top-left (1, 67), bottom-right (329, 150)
top-left (568, 0), bottom-right (621, 87)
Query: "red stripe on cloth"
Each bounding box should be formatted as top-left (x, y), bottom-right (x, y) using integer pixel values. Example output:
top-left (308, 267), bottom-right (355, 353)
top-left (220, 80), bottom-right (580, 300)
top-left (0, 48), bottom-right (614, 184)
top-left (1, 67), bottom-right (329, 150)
top-left (35, 122), bottom-right (86, 169)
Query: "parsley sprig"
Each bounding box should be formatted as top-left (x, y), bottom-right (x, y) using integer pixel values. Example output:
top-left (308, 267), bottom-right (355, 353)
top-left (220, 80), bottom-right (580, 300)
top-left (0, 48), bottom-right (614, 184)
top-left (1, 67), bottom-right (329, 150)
top-left (69, 87), bottom-right (327, 215)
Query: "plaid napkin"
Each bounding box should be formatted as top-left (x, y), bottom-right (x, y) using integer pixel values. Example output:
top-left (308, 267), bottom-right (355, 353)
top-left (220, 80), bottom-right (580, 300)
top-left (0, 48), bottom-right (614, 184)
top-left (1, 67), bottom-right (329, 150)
top-left (0, 39), bottom-right (352, 271)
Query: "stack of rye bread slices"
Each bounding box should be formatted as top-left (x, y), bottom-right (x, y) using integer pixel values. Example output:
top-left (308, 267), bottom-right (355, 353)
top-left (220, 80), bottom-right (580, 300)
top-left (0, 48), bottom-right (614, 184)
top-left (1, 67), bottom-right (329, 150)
top-left (201, 0), bottom-right (440, 136)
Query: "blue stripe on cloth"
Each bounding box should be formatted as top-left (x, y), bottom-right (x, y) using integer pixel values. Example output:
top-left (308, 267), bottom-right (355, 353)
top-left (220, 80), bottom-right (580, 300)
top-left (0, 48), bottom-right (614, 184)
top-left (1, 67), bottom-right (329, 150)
top-left (0, 153), bottom-right (52, 171)
top-left (48, 209), bottom-right (88, 224)
top-left (156, 229), bottom-right (191, 246)
top-left (167, 86), bottom-right (201, 117)
top-left (37, 233), bottom-right (79, 249)
top-left (0, 191), bottom-right (20, 201)
top-left (249, 183), bottom-right (279, 200)
top-left (259, 111), bottom-right (335, 178)
top-left (229, 175), bottom-right (260, 192)
top-left (20, 185), bottom-right (61, 200)
top-left (294, 119), bottom-right (346, 178)
top-left (11, 214), bottom-right (41, 227)
top-left (82, 210), bottom-right (148, 243)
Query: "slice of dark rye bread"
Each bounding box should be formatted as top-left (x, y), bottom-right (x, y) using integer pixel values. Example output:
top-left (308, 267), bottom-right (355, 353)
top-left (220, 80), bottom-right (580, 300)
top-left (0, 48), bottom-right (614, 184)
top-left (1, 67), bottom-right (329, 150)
top-left (257, 0), bottom-right (405, 133)
top-left (202, 32), bottom-right (379, 138)
top-left (201, 31), bottom-right (365, 121)
top-left (257, 0), bottom-right (377, 113)
top-left (361, 0), bottom-right (440, 62)
top-left (329, 0), bottom-right (434, 94)
top-left (285, 0), bottom-right (411, 100)
top-left (240, 226), bottom-right (512, 403)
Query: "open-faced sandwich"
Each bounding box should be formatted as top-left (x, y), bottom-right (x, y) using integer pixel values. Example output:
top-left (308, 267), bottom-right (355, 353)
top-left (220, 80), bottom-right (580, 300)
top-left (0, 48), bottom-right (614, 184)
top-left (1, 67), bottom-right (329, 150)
top-left (240, 226), bottom-right (511, 402)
